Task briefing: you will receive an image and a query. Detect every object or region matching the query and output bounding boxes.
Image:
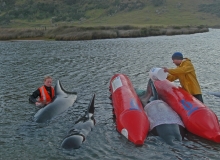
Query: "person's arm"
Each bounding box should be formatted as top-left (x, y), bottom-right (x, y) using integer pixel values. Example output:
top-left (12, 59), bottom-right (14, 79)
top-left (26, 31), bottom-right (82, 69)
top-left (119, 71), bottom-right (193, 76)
top-left (167, 61), bottom-right (194, 75)
top-left (163, 67), bottom-right (178, 82)
top-left (29, 89), bottom-right (40, 104)
top-left (167, 74), bottom-right (178, 82)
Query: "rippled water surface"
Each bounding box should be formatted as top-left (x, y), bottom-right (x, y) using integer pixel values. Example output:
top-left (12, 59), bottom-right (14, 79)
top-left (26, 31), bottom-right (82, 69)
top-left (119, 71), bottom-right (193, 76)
top-left (1, 29), bottom-right (220, 160)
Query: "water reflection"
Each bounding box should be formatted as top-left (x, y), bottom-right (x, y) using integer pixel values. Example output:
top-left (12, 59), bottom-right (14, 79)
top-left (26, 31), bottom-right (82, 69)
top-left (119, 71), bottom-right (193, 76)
top-left (0, 29), bottom-right (220, 159)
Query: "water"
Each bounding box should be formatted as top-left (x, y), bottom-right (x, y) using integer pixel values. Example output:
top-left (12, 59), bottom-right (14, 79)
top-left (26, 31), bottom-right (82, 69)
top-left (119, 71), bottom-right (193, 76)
top-left (1, 29), bottom-right (220, 160)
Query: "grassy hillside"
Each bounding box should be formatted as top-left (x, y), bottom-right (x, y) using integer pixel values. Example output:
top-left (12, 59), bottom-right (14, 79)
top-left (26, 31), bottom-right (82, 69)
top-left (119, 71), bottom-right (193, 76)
top-left (0, 0), bottom-right (220, 28)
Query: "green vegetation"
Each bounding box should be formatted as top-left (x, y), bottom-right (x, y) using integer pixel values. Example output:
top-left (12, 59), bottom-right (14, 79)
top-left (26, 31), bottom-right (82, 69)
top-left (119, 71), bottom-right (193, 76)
top-left (199, 2), bottom-right (220, 17)
top-left (0, 0), bottom-right (218, 40)
top-left (0, 0), bottom-right (220, 28)
top-left (0, 0), bottom-right (145, 26)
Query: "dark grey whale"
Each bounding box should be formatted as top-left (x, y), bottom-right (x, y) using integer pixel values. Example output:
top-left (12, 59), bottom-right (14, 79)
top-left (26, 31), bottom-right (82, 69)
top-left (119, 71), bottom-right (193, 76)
top-left (33, 80), bottom-right (77, 123)
top-left (136, 79), bottom-right (185, 145)
top-left (61, 94), bottom-right (95, 149)
top-left (144, 100), bottom-right (185, 145)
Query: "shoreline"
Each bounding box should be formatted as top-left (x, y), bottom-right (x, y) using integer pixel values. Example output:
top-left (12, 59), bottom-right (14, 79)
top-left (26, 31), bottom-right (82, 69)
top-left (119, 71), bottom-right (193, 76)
top-left (0, 25), bottom-right (209, 41)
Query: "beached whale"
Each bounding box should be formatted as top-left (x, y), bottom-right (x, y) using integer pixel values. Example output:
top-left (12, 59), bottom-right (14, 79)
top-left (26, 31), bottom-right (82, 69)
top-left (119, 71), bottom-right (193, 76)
top-left (33, 80), bottom-right (77, 123)
top-left (136, 79), bottom-right (185, 145)
top-left (144, 100), bottom-right (185, 145)
top-left (61, 94), bottom-right (95, 149)
top-left (153, 79), bottom-right (220, 143)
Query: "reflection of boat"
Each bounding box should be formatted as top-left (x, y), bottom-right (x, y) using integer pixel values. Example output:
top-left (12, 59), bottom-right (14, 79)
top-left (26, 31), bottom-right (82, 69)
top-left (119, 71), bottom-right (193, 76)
top-left (153, 79), bottom-right (220, 143)
top-left (109, 74), bottom-right (150, 145)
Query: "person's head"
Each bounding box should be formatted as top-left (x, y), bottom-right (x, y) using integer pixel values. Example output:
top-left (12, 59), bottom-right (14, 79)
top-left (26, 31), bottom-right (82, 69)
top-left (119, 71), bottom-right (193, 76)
top-left (172, 52), bottom-right (183, 66)
top-left (44, 76), bottom-right (53, 87)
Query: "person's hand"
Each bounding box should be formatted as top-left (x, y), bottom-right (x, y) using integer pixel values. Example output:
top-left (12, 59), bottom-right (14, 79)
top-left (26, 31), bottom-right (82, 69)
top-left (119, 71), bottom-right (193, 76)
top-left (162, 67), bottom-right (169, 73)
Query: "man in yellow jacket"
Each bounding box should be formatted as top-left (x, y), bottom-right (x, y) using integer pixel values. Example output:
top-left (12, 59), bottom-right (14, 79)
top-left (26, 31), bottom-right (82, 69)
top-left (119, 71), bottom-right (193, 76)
top-left (163, 52), bottom-right (203, 103)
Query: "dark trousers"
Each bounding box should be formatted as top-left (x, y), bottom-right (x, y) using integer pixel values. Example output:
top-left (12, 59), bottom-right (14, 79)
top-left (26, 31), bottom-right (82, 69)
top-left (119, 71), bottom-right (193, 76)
top-left (193, 94), bottom-right (204, 103)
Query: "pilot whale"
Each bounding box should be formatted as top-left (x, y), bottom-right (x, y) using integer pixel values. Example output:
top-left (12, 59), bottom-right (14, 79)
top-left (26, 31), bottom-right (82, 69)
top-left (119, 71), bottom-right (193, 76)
top-left (61, 94), bottom-right (95, 149)
top-left (144, 99), bottom-right (185, 145)
top-left (33, 80), bottom-right (77, 123)
top-left (136, 79), bottom-right (185, 145)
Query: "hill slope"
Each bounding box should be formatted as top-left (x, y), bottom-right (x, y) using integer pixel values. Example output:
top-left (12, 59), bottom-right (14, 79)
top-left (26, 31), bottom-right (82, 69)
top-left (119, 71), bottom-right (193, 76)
top-left (0, 0), bottom-right (220, 28)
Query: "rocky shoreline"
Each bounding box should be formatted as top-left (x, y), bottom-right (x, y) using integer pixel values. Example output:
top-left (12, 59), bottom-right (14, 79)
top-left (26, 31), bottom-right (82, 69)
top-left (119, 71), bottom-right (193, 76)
top-left (0, 25), bottom-right (209, 41)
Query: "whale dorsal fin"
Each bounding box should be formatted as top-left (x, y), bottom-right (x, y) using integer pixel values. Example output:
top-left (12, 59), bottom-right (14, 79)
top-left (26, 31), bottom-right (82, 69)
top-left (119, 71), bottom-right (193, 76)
top-left (54, 80), bottom-right (66, 96)
top-left (74, 94), bottom-right (95, 124)
top-left (87, 94), bottom-right (95, 114)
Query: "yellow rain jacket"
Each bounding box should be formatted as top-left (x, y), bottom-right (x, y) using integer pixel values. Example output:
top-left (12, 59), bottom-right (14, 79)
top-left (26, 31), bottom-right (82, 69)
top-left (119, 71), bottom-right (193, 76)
top-left (167, 58), bottom-right (202, 95)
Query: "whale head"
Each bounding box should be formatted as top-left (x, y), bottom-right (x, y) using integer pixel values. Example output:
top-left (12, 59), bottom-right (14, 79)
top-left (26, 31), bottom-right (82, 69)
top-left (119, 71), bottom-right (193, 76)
top-left (61, 135), bottom-right (84, 149)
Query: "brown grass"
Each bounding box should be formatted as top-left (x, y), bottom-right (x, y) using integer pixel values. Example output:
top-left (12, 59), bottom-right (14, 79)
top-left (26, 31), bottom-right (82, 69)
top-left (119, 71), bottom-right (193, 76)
top-left (0, 25), bottom-right (209, 41)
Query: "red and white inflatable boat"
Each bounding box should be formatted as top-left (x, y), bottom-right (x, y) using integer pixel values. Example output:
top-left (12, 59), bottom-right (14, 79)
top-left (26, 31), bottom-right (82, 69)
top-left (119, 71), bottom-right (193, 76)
top-left (153, 79), bottom-right (220, 143)
top-left (109, 74), bottom-right (150, 145)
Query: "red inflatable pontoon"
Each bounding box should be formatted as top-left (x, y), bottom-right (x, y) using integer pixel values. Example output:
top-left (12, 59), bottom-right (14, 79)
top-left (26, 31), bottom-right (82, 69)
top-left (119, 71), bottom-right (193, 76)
top-left (110, 74), bottom-right (150, 145)
top-left (153, 79), bottom-right (220, 143)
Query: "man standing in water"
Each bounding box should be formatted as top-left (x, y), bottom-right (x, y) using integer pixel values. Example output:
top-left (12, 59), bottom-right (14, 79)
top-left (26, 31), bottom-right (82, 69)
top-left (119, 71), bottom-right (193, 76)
top-left (163, 52), bottom-right (204, 103)
top-left (29, 76), bottom-right (55, 107)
